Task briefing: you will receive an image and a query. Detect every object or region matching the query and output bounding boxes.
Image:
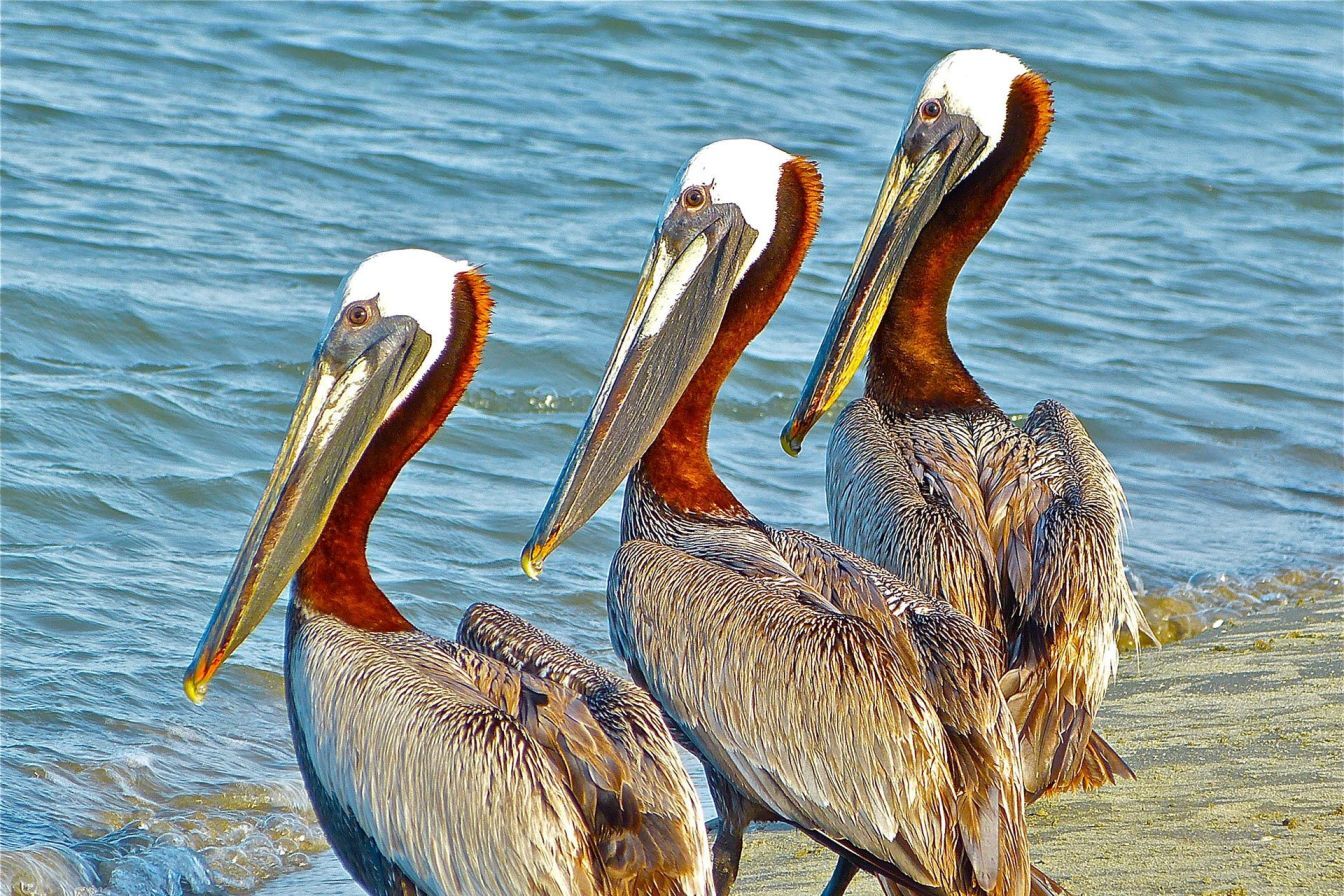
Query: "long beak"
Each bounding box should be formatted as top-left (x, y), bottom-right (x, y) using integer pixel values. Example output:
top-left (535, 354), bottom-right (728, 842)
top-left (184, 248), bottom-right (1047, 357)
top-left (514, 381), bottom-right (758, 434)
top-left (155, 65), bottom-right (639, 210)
top-left (781, 121), bottom-right (985, 454)
top-left (521, 207), bottom-right (756, 577)
top-left (183, 317), bottom-right (429, 703)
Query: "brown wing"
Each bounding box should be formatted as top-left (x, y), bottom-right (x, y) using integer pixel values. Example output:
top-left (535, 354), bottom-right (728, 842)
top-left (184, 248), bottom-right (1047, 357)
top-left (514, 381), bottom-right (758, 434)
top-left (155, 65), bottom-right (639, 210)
top-left (993, 400), bottom-right (1149, 799)
top-left (457, 603), bottom-right (712, 896)
top-left (830, 397), bottom-right (1141, 802)
top-left (288, 615), bottom-right (608, 896)
top-left (769, 527), bottom-right (1029, 894)
top-left (609, 535), bottom-right (1037, 896)
top-left (827, 398), bottom-right (1002, 632)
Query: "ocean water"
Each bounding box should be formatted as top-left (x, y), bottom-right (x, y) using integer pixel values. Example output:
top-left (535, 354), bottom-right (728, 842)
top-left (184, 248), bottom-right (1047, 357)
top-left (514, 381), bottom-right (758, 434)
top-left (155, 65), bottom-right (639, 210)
top-left (2, 2), bottom-right (1340, 894)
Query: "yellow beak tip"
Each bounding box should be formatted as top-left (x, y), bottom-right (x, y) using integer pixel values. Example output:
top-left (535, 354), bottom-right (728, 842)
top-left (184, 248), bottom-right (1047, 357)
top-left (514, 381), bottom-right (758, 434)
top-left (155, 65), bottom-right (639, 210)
top-left (183, 674), bottom-right (208, 706)
top-left (780, 421), bottom-right (808, 457)
top-left (520, 533), bottom-right (560, 580)
top-left (520, 549), bottom-right (544, 581)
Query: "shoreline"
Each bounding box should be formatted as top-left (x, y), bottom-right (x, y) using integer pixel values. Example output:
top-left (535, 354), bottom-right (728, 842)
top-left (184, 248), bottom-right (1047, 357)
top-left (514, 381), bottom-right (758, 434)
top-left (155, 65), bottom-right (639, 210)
top-left (729, 589), bottom-right (1344, 895)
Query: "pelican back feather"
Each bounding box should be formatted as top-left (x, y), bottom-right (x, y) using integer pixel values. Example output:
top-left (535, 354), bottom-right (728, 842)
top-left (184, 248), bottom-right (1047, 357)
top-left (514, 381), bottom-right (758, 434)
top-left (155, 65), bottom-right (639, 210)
top-left (457, 602), bottom-right (713, 896)
top-left (285, 606), bottom-right (608, 896)
top-left (826, 395), bottom-right (1144, 801)
top-left (827, 398), bottom-right (1002, 633)
top-left (769, 527), bottom-right (1029, 895)
top-left (610, 466), bottom-right (1042, 896)
top-left (999, 400), bottom-right (1148, 799)
top-left (609, 536), bottom-right (962, 891)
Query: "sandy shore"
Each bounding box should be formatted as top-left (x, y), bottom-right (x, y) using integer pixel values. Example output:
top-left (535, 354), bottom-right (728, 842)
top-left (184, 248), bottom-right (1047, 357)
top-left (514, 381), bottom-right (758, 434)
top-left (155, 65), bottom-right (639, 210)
top-left (727, 590), bottom-right (1344, 896)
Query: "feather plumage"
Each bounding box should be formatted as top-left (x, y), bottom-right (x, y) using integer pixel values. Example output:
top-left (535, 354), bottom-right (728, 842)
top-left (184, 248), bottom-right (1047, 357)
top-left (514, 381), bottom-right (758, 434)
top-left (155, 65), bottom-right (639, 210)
top-left (614, 469), bottom-right (1032, 896)
top-left (286, 602), bottom-right (712, 896)
top-left (458, 602), bottom-right (713, 895)
top-left (828, 396), bottom-right (1144, 800)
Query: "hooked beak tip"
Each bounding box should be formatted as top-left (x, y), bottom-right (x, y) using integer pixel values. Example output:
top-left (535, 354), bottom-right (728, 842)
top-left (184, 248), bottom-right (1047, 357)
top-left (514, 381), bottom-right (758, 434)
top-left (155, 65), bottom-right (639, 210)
top-left (183, 671), bottom-right (208, 706)
top-left (183, 649), bottom-right (223, 705)
top-left (520, 542), bottom-right (548, 580)
top-left (781, 415), bottom-right (814, 457)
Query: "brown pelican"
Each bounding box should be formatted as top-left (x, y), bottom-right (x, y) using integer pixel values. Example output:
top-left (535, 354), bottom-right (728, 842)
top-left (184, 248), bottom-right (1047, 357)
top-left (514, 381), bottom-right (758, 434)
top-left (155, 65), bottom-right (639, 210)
top-left (183, 249), bottom-right (712, 896)
top-left (783, 49), bottom-right (1151, 805)
top-left (522, 140), bottom-right (1061, 896)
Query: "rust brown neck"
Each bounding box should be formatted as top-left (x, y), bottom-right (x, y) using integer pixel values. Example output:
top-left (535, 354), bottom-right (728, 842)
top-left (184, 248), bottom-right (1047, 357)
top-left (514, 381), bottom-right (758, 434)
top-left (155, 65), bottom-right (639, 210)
top-left (295, 271), bottom-right (492, 630)
top-left (867, 72), bottom-right (1053, 416)
top-left (640, 157), bottom-right (823, 516)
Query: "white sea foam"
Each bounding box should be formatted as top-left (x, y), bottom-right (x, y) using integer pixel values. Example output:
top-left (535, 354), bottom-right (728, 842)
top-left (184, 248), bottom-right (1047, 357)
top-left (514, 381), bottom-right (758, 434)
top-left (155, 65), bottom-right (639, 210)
top-left (2, 777), bottom-right (326, 896)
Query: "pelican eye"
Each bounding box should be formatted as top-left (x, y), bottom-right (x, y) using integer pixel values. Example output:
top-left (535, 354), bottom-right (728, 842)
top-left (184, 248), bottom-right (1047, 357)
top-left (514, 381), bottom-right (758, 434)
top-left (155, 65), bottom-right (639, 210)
top-left (344, 302), bottom-right (372, 328)
top-left (681, 185), bottom-right (709, 212)
top-left (919, 98), bottom-right (943, 121)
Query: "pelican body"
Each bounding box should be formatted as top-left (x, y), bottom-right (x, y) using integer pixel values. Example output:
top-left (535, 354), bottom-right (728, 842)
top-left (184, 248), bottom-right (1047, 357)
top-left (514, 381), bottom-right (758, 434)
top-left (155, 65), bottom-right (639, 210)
top-left (184, 250), bottom-right (711, 896)
top-left (785, 50), bottom-right (1149, 804)
top-left (524, 141), bottom-right (1063, 896)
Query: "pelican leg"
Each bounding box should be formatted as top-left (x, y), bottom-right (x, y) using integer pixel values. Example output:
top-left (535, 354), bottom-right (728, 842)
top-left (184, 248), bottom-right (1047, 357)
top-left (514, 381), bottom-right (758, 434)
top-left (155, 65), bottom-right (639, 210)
top-left (706, 767), bottom-right (777, 895)
top-left (707, 768), bottom-right (746, 895)
top-left (711, 813), bottom-right (745, 895)
top-left (821, 857), bottom-right (860, 896)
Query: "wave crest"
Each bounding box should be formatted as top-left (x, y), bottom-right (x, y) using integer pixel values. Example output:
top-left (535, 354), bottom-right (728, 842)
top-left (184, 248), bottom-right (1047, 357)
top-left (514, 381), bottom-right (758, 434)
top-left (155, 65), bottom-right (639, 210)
top-left (3, 780), bottom-right (327, 896)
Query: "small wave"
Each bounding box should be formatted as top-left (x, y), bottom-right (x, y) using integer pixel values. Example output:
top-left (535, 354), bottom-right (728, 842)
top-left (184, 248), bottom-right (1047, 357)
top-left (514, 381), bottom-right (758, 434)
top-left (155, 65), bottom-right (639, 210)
top-left (1123, 565), bottom-right (1343, 648)
top-left (2, 831), bottom-right (214, 896)
top-left (461, 387), bottom-right (594, 415)
top-left (2, 780), bottom-right (327, 896)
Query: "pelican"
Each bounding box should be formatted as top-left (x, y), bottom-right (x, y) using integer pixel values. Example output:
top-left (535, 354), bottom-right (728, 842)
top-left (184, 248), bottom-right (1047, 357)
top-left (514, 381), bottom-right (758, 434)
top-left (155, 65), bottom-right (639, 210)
top-left (523, 140), bottom-right (1062, 896)
top-left (183, 249), bottom-right (712, 896)
top-left (783, 49), bottom-right (1150, 806)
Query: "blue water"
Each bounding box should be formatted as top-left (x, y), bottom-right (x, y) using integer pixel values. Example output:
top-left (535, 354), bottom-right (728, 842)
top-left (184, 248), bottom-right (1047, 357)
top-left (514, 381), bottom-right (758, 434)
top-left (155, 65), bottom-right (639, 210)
top-left (3, 2), bottom-right (1341, 894)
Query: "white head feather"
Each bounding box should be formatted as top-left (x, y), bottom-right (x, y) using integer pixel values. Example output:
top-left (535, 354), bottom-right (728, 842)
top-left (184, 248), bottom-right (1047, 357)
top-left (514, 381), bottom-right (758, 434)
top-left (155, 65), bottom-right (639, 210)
top-left (915, 49), bottom-right (1031, 175)
top-left (665, 138), bottom-right (794, 275)
top-left (631, 139), bottom-right (796, 337)
top-left (331, 248), bottom-right (474, 415)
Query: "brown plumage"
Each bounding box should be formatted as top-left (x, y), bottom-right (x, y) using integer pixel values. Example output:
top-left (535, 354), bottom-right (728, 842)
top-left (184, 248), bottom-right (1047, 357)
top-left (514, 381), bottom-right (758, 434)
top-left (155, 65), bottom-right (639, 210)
top-left (795, 50), bottom-right (1149, 804)
top-left (827, 400), bottom-right (1145, 801)
top-left (186, 251), bottom-right (711, 896)
top-left (457, 602), bottom-right (712, 895)
top-left (525, 140), bottom-right (1060, 896)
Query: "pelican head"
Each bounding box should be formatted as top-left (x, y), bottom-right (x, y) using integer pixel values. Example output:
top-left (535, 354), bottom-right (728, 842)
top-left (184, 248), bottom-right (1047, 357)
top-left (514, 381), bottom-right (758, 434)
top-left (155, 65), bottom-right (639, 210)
top-left (184, 249), bottom-right (490, 703)
top-left (783, 49), bottom-right (1048, 452)
top-left (522, 139), bottom-right (816, 577)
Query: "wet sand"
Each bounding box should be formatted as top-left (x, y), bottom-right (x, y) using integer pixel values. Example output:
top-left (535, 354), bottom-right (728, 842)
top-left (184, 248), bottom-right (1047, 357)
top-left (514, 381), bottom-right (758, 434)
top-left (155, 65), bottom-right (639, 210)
top-left (730, 590), bottom-right (1344, 896)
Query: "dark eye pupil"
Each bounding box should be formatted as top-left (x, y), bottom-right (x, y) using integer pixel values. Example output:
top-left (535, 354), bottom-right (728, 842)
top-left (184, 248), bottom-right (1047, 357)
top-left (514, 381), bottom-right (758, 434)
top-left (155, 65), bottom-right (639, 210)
top-left (922, 100), bottom-right (941, 118)
top-left (347, 305), bottom-right (368, 325)
top-left (685, 187), bottom-right (704, 207)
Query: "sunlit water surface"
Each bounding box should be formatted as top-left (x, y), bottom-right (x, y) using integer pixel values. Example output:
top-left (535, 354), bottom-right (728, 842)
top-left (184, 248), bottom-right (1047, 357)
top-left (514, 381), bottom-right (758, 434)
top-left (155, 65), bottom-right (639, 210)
top-left (3, 2), bottom-right (1341, 894)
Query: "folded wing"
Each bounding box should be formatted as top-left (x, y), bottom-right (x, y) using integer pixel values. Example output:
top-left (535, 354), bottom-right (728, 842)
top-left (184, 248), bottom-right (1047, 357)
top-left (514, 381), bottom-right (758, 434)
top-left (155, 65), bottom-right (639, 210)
top-left (457, 602), bottom-right (712, 896)
top-left (770, 527), bottom-right (1029, 894)
top-left (287, 615), bottom-right (606, 896)
top-left (827, 398), bottom-right (1002, 632)
top-left (994, 400), bottom-right (1149, 798)
top-left (608, 535), bottom-right (1018, 895)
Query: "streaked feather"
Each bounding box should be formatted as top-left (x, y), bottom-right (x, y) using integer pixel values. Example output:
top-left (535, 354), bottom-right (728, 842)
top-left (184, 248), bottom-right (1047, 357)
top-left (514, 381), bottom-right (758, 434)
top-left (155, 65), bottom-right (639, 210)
top-left (770, 527), bottom-right (1028, 893)
top-left (458, 602), bottom-right (713, 896)
top-left (613, 469), bottom-right (1032, 896)
top-left (827, 395), bottom-right (1145, 800)
top-left (285, 601), bottom-right (711, 896)
top-left (828, 401), bottom-right (1001, 633)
